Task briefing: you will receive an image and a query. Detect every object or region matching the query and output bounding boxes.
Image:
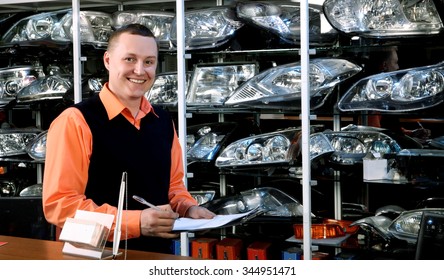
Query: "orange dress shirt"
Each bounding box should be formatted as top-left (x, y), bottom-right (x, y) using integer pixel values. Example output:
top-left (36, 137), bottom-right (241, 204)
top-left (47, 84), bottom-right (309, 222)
top-left (42, 83), bottom-right (197, 240)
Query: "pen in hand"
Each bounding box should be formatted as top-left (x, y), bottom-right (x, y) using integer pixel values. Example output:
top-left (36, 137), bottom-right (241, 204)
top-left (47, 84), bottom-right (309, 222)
top-left (132, 195), bottom-right (163, 211)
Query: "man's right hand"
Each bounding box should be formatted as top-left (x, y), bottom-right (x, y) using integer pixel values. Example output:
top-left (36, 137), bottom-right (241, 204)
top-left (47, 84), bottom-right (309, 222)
top-left (140, 205), bottom-right (179, 238)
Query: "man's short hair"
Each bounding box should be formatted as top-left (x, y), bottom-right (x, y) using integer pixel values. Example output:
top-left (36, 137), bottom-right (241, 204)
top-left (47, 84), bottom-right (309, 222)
top-left (107, 24), bottom-right (156, 51)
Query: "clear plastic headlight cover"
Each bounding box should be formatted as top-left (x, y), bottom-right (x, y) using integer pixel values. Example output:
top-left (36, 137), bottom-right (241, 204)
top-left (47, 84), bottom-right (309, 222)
top-left (112, 11), bottom-right (174, 51)
top-left (324, 130), bottom-right (401, 165)
top-left (323, 0), bottom-right (443, 38)
top-left (338, 61), bottom-right (444, 112)
top-left (225, 58), bottom-right (362, 109)
top-left (0, 66), bottom-right (45, 106)
top-left (145, 72), bottom-right (191, 107)
top-left (170, 7), bottom-right (244, 50)
top-left (201, 187), bottom-right (307, 217)
top-left (388, 209), bottom-right (444, 243)
top-left (2, 9), bottom-right (113, 46)
top-left (215, 128), bottom-right (334, 168)
top-left (25, 130), bottom-right (47, 161)
top-left (0, 128), bottom-right (42, 157)
top-left (16, 75), bottom-right (73, 104)
top-left (236, 1), bottom-right (337, 46)
top-left (187, 63), bottom-right (257, 106)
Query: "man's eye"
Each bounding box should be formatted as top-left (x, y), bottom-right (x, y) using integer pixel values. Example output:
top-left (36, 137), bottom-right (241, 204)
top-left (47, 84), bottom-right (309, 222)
top-left (125, 57), bottom-right (135, 62)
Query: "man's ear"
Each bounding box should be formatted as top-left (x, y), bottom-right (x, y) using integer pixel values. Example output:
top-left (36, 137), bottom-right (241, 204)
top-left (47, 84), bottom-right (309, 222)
top-left (103, 51), bottom-right (110, 71)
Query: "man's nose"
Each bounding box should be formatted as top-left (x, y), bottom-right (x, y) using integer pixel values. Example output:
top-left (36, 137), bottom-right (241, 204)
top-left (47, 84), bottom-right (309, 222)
top-left (133, 61), bottom-right (145, 75)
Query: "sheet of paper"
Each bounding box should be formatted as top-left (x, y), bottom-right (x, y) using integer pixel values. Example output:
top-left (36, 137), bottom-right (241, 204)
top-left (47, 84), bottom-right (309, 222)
top-left (172, 210), bottom-right (255, 231)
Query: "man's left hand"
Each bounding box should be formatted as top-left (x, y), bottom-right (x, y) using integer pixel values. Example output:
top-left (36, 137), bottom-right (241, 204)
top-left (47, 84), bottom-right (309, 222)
top-left (185, 206), bottom-right (216, 219)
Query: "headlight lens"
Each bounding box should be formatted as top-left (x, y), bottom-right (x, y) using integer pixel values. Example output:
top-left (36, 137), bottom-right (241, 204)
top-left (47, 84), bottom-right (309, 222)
top-left (112, 11), bottom-right (174, 51)
top-left (236, 1), bottom-right (337, 46)
top-left (2, 9), bottom-right (113, 46)
top-left (0, 66), bottom-right (45, 106)
top-left (187, 63), bottom-right (257, 106)
top-left (25, 130), bottom-right (47, 161)
top-left (145, 72), bottom-right (191, 107)
top-left (215, 128), bottom-right (334, 168)
top-left (16, 75), bottom-right (73, 104)
top-left (325, 130), bottom-right (401, 165)
top-left (0, 129), bottom-right (42, 157)
top-left (225, 58), bottom-right (361, 109)
top-left (170, 7), bottom-right (244, 50)
top-left (338, 61), bottom-right (444, 112)
top-left (323, 0), bottom-right (443, 38)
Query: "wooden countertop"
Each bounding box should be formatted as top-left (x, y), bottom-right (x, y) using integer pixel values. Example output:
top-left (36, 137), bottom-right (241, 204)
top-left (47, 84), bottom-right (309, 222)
top-left (0, 235), bottom-right (195, 260)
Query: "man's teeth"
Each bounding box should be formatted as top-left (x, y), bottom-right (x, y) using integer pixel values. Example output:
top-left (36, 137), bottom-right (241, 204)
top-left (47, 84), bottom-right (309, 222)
top-left (129, 79), bottom-right (145, 84)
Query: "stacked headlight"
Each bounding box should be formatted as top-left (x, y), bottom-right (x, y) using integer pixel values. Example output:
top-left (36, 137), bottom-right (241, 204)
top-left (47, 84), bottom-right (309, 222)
top-left (25, 130), bottom-right (47, 161)
top-left (187, 63), bottom-right (257, 106)
top-left (169, 7), bottom-right (244, 50)
top-left (338, 61), bottom-right (444, 112)
top-left (0, 128), bottom-right (42, 157)
top-left (323, 0), bottom-right (443, 38)
top-left (16, 75), bottom-right (73, 104)
top-left (0, 66), bottom-right (45, 107)
top-left (215, 128), bottom-right (334, 168)
top-left (225, 58), bottom-right (361, 109)
top-left (112, 11), bottom-right (174, 51)
top-left (145, 72), bottom-right (191, 107)
top-left (2, 9), bottom-right (113, 46)
top-left (236, 1), bottom-right (337, 46)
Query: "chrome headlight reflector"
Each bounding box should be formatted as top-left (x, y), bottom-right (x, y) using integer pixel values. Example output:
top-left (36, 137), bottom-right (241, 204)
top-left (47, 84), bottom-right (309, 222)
top-left (112, 11), bottom-right (174, 51)
top-left (0, 129), bottom-right (41, 157)
top-left (323, 0), bottom-right (443, 38)
top-left (2, 10), bottom-right (112, 46)
top-left (145, 72), bottom-right (191, 107)
top-left (170, 7), bottom-right (244, 50)
top-left (0, 66), bottom-right (45, 106)
top-left (187, 63), bottom-right (257, 106)
top-left (338, 62), bottom-right (444, 112)
top-left (236, 1), bottom-right (337, 46)
top-left (215, 128), bottom-right (334, 168)
top-left (225, 58), bottom-right (361, 109)
top-left (17, 75), bottom-right (73, 104)
top-left (25, 130), bottom-right (47, 161)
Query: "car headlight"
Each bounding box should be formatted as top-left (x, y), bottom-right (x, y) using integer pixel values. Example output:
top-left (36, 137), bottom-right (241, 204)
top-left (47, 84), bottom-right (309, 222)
top-left (236, 1), bottom-right (337, 46)
top-left (16, 75), bottom-right (73, 104)
top-left (25, 130), bottom-right (47, 161)
top-left (324, 130), bottom-right (401, 165)
top-left (189, 190), bottom-right (216, 205)
top-left (0, 128), bottom-right (42, 157)
top-left (323, 0), bottom-right (443, 38)
top-left (187, 63), bottom-right (258, 106)
top-left (224, 58), bottom-right (361, 109)
top-left (187, 121), bottom-right (261, 163)
top-left (201, 187), bottom-right (307, 217)
top-left (388, 209), bottom-right (444, 243)
top-left (2, 9), bottom-right (113, 46)
top-left (169, 7), bottom-right (244, 50)
top-left (145, 72), bottom-right (191, 107)
top-left (0, 180), bottom-right (17, 197)
top-left (215, 128), bottom-right (334, 168)
top-left (112, 10), bottom-right (175, 51)
top-left (0, 66), bottom-right (45, 107)
top-left (338, 61), bottom-right (444, 112)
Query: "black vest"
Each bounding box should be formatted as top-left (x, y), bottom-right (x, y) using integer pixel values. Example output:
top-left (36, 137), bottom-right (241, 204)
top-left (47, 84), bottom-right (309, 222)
top-left (74, 95), bottom-right (174, 253)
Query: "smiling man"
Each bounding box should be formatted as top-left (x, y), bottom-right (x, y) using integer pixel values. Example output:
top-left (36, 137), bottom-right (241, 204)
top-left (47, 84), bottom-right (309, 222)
top-left (42, 24), bottom-right (214, 254)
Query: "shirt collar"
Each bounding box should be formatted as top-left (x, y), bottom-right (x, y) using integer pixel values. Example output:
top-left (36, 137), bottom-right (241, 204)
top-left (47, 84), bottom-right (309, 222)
top-left (99, 82), bottom-right (158, 120)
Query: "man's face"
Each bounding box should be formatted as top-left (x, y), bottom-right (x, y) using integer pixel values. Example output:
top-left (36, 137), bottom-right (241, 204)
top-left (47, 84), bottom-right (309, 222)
top-left (103, 33), bottom-right (158, 100)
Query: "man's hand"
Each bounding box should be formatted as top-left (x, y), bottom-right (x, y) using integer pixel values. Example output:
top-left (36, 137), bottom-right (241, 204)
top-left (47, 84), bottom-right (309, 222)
top-left (140, 204), bottom-right (179, 238)
top-left (185, 205), bottom-right (216, 219)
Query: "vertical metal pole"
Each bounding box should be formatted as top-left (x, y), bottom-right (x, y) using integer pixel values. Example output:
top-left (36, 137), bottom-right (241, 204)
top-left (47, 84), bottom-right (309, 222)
top-left (300, 0), bottom-right (312, 260)
top-left (176, 0), bottom-right (189, 257)
top-left (72, 0), bottom-right (82, 104)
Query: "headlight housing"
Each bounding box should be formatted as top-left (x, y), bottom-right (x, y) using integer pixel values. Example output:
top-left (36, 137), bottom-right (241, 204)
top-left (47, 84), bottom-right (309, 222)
top-left (236, 1), bottom-right (337, 46)
top-left (215, 128), bottom-right (334, 169)
top-left (0, 66), bottom-right (45, 107)
top-left (323, 0), bottom-right (444, 38)
top-left (25, 130), bottom-right (47, 161)
top-left (225, 58), bottom-right (361, 109)
top-left (16, 75), bottom-right (73, 104)
top-left (0, 128), bottom-right (42, 157)
top-left (187, 62), bottom-right (258, 106)
top-left (112, 10), bottom-right (174, 51)
top-left (2, 9), bottom-right (113, 47)
top-left (338, 61), bottom-right (444, 112)
top-left (169, 7), bottom-right (244, 50)
top-left (145, 72), bottom-right (191, 107)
